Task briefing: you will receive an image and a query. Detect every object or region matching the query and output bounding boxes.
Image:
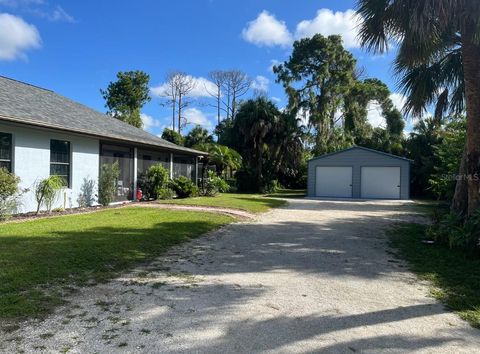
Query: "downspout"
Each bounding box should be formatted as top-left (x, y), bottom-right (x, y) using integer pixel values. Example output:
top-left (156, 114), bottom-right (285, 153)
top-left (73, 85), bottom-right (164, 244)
top-left (133, 147), bottom-right (138, 201)
top-left (170, 152), bottom-right (174, 179)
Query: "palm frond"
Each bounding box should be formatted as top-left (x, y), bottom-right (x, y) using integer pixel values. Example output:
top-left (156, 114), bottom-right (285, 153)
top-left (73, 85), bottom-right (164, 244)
top-left (356, 0), bottom-right (393, 53)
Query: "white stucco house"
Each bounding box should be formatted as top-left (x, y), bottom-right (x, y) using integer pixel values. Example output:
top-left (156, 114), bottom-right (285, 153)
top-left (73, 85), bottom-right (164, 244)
top-left (0, 76), bottom-right (205, 213)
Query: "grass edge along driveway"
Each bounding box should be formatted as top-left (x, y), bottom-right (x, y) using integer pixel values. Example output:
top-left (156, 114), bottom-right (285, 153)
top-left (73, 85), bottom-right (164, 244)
top-left (0, 207), bottom-right (232, 321)
top-left (389, 223), bottom-right (480, 329)
top-left (157, 193), bottom-right (288, 214)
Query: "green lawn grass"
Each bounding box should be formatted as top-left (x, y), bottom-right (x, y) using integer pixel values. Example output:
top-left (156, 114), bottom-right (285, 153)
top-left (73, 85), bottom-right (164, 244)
top-left (389, 223), bottom-right (480, 328)
top-left (265, 188), bottom-right (307, 199)
top-left (158, 193), bottom-right (287, 213)
top-left (0, 207), bottom-right (232, 321)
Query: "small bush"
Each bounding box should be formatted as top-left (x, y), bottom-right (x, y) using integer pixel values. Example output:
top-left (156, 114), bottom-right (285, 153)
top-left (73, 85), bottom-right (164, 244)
top-left (428, 209), bottom-right (480, 254)
top-left (34, 175), bottom-right (65, 214)
top-left (146, 164), bottom-right (169, 199)
top-left (157, 187), bottom-right (175, 200)
top-left (0, 168), bottom-right (21, 219)
top-left (169, 176), bottom-right (198, 198)
top-left (98, 162), bottom-right (120, 206)
top-left (263, 179), bottom-right (282, 194)
top-left (203, 171), bottom-right (230, 196)
top-left (77, 178), bottom-right (96, 207)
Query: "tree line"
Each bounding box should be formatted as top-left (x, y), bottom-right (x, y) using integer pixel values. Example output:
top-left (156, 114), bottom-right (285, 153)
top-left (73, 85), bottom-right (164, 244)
top-left (101, 69), bottom-right (253, 134)
top-left (100, 0), bottom-right (480, 255)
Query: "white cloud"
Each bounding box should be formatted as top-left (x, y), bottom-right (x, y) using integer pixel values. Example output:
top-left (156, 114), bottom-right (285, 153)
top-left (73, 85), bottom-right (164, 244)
top-left (0, 13), bottom-right (41, 60)
top-left (188, 76), bottom-right (217, 97)
top-left (151, 76), bottom-right (217, 98)
top-left (0, 0), bottom-right (44, 7)
top-left (0, 1), bottom-right (75, 23)
top-left (242, 10), bottom-right (292, 47)
top-left (367, 93), bottom-right (409, 128)
top-left (295, 9), bottom-right (361, 49)
top-left (268, 59), bottom-right (281, 73)
top-left (366, 101), bottom-right (385, 128)
top-left (49, 6), bottom-right (75, 23)
top-left (242, 9), bottom-right (362, 49)
top-left (251, 75), bottom-right (269, 92)
top-left (141, 113), bottom-right (161, 131)
top-left (150, 83), bottom-right (167, 97)
top-left (271, 96), bottom-right (281, 103)
top-left (184, 108), bottom-right (213, 129)
top-left (390, 93), bottom-right (407, 113)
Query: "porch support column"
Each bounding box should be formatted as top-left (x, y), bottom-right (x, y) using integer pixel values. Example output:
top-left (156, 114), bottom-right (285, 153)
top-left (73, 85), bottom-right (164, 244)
top-left (133, 147), bottom-right (138, 201)
top-left (195, 156), bottom-right (199, 186)
top-left (170, 152), bottom-right (174, 179)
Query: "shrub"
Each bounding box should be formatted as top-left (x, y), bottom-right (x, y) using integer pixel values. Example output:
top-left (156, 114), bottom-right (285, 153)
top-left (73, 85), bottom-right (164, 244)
top-left (427, 209), bottom-right (480, 254)
top-left (77, 178), bottom-right (96, 207)
top-left (157, 187), bottom-right (175, 200)
top-left (98, 162), bottom-right (120, 206)
top-left (0, 168), bottom-right (21, 219)
top-left (34, 175), bottom-right (65, 214)
top-left (146, 164), bottom-right (169, 199)
top-left (263, 179), bottom-right (282, 194)
top-left (170, 176), bottom-right (198, 198)
top-left (203, 171), bottom-right (230, 196)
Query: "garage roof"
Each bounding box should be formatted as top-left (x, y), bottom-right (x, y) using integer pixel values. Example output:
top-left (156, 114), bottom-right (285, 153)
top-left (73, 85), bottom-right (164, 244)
top-left (0, 76), bottom-right (205, 156)
top-left (308, 146), bottom-right (413, 163)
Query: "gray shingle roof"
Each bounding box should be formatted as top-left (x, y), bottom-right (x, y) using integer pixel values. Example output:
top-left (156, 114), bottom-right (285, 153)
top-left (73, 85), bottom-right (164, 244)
top-left (0, 76), bottom-right (205, 155)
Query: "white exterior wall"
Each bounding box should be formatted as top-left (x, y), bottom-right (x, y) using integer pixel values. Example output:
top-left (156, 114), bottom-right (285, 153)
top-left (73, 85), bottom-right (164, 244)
top-left (0, 122), bottom-right (99, 213)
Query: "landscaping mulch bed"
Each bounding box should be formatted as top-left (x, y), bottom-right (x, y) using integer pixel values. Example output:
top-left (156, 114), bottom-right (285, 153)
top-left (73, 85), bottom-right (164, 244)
top-left (1, 202), bottom-right (133, 224)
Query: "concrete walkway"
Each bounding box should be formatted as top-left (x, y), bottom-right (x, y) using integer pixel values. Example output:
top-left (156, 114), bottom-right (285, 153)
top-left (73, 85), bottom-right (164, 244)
top-left (2, 199), bottom-right (479, 353)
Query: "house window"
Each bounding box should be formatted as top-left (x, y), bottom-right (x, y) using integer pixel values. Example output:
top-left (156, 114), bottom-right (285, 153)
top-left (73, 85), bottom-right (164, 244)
top-left (0, 132), bottom-right (12, 172)
top-left (50, 139), bottom-right (71, 187)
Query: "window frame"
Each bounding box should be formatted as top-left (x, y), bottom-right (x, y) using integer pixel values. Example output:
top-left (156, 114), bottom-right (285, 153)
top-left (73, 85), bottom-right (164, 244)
top-left (50, 139), bottom-right (71, 188)
top-left (0, 132), bottom-right (13, 172)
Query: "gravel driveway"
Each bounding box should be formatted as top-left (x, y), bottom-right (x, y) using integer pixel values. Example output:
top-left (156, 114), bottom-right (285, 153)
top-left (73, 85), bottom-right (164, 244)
top-left (2, 199), bottom-right (479, 353)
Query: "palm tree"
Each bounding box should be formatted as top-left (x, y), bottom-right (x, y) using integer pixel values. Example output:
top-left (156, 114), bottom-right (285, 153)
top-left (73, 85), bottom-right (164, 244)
top-left (208, 144), bottom-right (242, 177)
top-left (194, 143), bottom-right (242, 179)
top-left (234, 98), bottom-right (277, 189)
top-left (356, 0), bottom-right (480, 215)
top-left (406, 118), bottom-right (444, 197)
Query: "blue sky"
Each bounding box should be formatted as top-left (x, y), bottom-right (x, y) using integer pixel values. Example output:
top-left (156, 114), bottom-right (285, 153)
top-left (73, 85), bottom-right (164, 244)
top-left (0, 0), bottom-right (408, 135)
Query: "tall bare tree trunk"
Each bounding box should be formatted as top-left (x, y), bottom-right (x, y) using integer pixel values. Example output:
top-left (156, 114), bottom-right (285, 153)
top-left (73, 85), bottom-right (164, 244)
top-left (232, 92), bottom-right (237, 119)
top-left (462, 29), bottom-right (480, 215)
top-left (451, 144), bottom-right (468, 216)
top-left (178, 93), bottom-right (182, 135)
top-left (217, 85), bottom-right (221, 125)
top-left (226, 85), bottom-right (231, 119)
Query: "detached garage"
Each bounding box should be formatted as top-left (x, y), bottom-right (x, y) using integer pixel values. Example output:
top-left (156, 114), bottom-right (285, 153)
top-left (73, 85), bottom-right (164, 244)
top-left (307, 146), bottom-right (411, 200)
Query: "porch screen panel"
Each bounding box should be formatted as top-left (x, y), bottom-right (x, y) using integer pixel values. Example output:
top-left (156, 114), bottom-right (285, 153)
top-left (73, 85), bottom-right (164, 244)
top-left (137, 149), bottom-right (170, 175)
top-left (173, 155), bottom-right (195, 181)
top-left (100, 144), bottom-right (134, 202)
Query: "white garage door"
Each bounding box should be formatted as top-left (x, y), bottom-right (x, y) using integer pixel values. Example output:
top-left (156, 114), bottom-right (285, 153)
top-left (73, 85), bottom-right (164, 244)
top-left (361, 167), bottom-right (401, 199)
top-left (315, 166), bottom-right (352, 198)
